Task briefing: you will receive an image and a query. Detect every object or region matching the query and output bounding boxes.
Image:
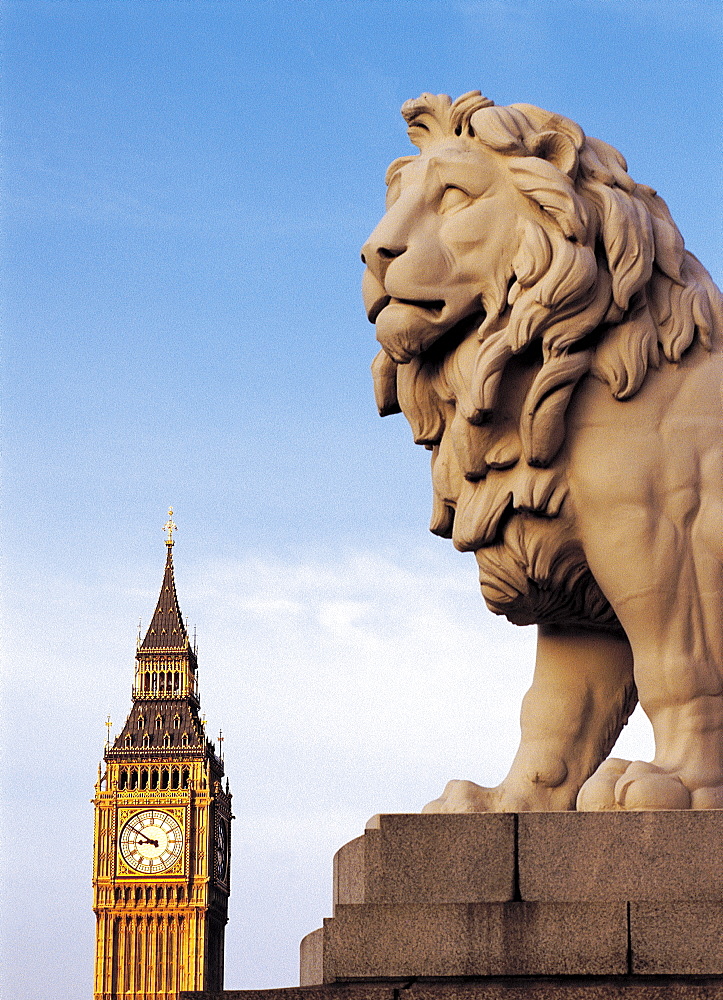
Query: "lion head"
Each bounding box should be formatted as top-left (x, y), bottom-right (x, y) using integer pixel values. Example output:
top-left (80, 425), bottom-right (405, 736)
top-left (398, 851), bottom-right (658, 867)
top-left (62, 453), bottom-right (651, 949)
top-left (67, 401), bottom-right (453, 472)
top-left (363, 91), bottom-right (722, 460)
top-left (362, 92), bottom-right (723, 628)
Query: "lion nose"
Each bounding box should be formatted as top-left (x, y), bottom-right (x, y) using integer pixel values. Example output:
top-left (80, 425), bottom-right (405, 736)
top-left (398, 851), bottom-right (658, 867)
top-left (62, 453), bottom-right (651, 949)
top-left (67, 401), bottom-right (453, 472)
top-left (361, 236), bottom-right (406, 283)
top-left (361, 241), bottom-right (406, 265)
top-left (360, 243), bottom-right (405, 264)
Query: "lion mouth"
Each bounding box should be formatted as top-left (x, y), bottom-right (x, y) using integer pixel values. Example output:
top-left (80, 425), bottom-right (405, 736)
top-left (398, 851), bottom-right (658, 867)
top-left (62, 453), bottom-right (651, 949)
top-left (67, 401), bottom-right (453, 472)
top-left (392, 297), bottom-right (446, 316)
top-left (370, 296), bottom-right (447, 325)
top-left (367, 294), bottom-right (391, 323)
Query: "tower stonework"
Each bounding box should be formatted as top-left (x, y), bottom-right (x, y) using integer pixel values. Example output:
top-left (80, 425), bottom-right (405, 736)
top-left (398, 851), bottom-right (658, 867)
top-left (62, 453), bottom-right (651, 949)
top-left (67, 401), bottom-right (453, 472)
top-left (93, 518), bottom-right (231, 999)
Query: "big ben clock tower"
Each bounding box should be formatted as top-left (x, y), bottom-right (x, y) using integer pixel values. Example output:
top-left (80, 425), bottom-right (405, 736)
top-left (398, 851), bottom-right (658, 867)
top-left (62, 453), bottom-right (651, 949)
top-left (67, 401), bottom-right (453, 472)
top-left (93, 512), bottom-right (232, 999)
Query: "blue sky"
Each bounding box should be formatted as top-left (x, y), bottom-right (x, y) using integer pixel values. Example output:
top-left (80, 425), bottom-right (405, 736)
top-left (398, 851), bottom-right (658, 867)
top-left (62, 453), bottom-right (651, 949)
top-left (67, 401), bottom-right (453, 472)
top-left (3, 1), bottom-right (721, 996)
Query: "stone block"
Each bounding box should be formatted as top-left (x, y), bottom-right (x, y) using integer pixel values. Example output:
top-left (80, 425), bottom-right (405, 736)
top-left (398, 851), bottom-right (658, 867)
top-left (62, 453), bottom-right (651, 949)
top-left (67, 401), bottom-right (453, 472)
top-left (405, 982), bottom-right (723, 999)
top-left (631, 901), bottom-right (723, 974)
top-left (300, 927), bottom-right (325, 986)
top-left (333, 813), bottom-right (515, 908)
top-left (519, 811), bottom-right (723, 902)
top-left (321, 901), bottom-right (627, 980)
top-left (182, 980), bottom-right (723, 1000)
top-left (333, 835), bottom-right (365, 907)
top-left (180, 988), bottom-right (394, 1000)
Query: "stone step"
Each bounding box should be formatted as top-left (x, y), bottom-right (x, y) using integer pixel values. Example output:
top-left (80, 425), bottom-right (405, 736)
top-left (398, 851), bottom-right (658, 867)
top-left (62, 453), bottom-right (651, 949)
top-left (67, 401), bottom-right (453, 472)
top-left (306, 901), bottom-right (628, 980)
top-left (183, 979), bottom-right (723, 1000)
top-left (302, 899), bottom-right (723, 983)
top-left (333, 814), bottom-right (515, 908)
top-left (333, 812), bottom-right (723, 908)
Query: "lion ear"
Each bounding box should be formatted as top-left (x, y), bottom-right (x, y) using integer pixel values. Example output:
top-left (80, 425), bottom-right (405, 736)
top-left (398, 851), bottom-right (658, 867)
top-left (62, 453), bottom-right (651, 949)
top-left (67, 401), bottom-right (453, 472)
top-left (525, 130), bottom-right (579, 179)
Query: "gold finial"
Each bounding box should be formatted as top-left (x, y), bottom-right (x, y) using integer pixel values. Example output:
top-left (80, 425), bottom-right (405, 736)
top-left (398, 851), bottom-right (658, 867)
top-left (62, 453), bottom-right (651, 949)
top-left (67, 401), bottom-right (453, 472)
top-left (163, 507), bottom-right (177, 546)
top-left (105, 715), bottom-right (113, 749)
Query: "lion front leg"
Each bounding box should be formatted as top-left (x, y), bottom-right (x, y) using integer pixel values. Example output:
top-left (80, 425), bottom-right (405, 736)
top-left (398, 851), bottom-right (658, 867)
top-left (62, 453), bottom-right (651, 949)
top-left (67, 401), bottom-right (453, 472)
top-left (577, 559), bottom-right (723, 811)
top-left (577, 634), bottom-right (723, 810)
top-left (423, 625), bottom-right (635, 813)
top-left (573, 463), bottom-right (723, 810)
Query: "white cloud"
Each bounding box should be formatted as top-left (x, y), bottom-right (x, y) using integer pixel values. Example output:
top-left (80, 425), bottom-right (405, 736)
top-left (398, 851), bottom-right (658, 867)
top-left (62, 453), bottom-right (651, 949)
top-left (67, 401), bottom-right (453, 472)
top-left (184, 549), bottom-right (536, 789)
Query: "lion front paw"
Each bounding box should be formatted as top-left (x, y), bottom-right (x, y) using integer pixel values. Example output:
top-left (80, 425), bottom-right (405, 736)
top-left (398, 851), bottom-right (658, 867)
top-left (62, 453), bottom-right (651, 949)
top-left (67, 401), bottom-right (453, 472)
top-left (576, 758), bottom-right (630, 810)
top-left (422, 779), bottom-right (502, 813)
top-left (577, 759), bottom-right (694, 810)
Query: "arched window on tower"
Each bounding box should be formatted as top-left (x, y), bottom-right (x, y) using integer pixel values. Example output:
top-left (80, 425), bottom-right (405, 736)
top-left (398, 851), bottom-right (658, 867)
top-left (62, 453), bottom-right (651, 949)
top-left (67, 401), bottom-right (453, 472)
top-left (125, 735), bottom-right (132, 749)
top-left (163, 734), bottom-right (171, 749)
top-left (142, 735), bottom-right (150, 749)
top-left (155, 715), bottom-right (162, 730)
top-left (181, 733), bottom-right (189, 748)
top-left (181, 768), bottom-right (190, 789)
top-left (119, 769), bottom-right (128, 789)
top-left (173, 714), bottom-right (181, 730)
top-left (137, 716), bottom-right (144, 730)
top-left (151, 768), bottom-right (159, 790)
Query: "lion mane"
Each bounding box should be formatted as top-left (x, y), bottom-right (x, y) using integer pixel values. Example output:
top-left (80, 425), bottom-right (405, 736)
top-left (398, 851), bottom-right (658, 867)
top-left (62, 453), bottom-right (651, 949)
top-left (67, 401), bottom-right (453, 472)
top-left (372, 92), bottom-right (723, 629)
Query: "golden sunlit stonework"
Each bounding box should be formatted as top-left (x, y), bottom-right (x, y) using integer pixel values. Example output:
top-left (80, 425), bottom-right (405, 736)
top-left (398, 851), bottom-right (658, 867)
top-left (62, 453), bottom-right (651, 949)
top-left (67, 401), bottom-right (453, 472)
top-left (93, 518), bottom-right (231, 999)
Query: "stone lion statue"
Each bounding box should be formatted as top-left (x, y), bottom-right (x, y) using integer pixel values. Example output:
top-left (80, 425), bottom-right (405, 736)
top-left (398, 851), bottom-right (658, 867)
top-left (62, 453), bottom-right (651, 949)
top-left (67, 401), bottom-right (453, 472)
top-left (362, 92), bottom-right (723, 812)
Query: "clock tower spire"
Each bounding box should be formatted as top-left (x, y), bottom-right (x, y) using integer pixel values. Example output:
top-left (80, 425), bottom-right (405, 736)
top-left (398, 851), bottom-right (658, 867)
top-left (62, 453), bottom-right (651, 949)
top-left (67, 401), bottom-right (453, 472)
top-left (133, 510), bottom-right (199, 707)
top-left (93, 514), bottom-right (232, 1000)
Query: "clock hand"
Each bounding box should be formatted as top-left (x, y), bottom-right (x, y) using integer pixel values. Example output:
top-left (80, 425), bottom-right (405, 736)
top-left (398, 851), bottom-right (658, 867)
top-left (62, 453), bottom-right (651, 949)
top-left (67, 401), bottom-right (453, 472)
top-left (134, 833), bottom-right (159, 847)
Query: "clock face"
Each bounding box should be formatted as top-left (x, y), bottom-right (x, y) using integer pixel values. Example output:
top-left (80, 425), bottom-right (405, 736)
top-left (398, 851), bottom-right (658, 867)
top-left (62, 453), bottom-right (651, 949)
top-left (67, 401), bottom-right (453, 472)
top-left (216, 819), bottom-right (228, 881)
top-left (120, 810), bottom-right (184, 875)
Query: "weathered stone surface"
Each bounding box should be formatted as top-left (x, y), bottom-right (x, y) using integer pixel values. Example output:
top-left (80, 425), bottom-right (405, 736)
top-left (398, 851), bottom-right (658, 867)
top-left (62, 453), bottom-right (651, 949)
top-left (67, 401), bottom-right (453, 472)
top-left (406, 983), bottom-right (722, 999)
top-left (333, 835), bottom-right (365, 907)
top-left (519, 811), bottom-right (723, 901)
top-left (181, 988), bottom-right (392, 1000)
top-left (631, 902), bottom-right (723, 975)
top-left (303, 813), bottom-right (723, 986)
top-left (300, 928), bottom-right (325, 988)
top-left (334, 814), bottom-right (515, 908)
top-left (319, 901), bottom-right (627, 980)
top-left (182, 976), bottom-right (723, 999)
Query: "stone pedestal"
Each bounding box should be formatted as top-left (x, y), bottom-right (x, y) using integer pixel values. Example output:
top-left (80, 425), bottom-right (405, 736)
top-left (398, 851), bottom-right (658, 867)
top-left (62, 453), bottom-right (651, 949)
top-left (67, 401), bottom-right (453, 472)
top-left (181, 811), bottom-right (723, 1000)
top-left (303, 811), bottom-right (723, 986)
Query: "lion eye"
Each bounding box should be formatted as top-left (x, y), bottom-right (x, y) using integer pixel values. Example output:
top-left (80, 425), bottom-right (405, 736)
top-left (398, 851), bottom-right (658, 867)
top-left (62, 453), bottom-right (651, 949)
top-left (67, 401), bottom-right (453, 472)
top-left (439, 186), bottom-right (470, 212)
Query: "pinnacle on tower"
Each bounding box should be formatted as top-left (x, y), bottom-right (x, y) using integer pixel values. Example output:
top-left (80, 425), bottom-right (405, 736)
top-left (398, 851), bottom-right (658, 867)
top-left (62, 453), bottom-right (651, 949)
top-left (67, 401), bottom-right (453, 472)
top-left (131, 510), bottom-right (199, 703)
top-left (140, 539), bottom-right (189, 651)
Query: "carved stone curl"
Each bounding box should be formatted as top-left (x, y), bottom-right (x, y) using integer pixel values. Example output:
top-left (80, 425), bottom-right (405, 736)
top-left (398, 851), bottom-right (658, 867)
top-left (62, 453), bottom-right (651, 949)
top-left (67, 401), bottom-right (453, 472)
top-left (362, 92), bottom-right (723, 812)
